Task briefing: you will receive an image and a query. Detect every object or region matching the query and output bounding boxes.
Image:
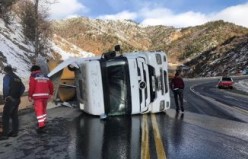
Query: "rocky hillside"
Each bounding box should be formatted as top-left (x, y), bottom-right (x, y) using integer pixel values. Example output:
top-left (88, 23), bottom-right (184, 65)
top-left (52, 18), bottom-right (152, 55)
top-left (185, 34), bottom-right (248, 77)
top-left (1, 15), bottom-right (248, 79)
top-left (52, 18), bottom-right (248, 76)
top-left (0, 17), bottom-right (94, 78)
top-left (52, 18), bottom-right (248, 63)
top-left (0, 18), bottom-right (35, 77)
top-left (163, 21), bottom-right (248, 63)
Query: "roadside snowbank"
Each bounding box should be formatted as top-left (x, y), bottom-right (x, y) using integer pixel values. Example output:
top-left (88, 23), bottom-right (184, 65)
top-left (234, 79), bottom-right (248, 93)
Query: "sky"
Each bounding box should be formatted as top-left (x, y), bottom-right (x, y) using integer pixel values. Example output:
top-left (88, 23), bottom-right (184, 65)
top-left (46, 0), bottom-right (248, 28)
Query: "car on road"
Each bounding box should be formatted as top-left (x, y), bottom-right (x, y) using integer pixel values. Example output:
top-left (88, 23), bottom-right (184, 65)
top-left (217, 76), bottom-right (234, 89)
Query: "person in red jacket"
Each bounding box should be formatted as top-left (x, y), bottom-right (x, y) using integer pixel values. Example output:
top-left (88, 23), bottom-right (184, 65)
top-left (170, 71), bottom-right (185, 113)
top-left (28, 65), bottom-right (53, 133)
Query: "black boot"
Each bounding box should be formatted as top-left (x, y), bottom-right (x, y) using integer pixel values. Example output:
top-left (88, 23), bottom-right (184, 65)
top-left (36, 126), bottom-right (47, 134)
top-left (8, 131), bottom-right (18, 137)
top-left (0, 135), bottom-right (8, 140)
top-left (181, 106), bottom-right (184, 113)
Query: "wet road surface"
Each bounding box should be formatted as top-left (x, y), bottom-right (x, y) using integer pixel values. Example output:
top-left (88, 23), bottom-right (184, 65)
top-left (0, 106), bottom-right (248, 159)
top-left (186, 78), bottom-right (248, 122)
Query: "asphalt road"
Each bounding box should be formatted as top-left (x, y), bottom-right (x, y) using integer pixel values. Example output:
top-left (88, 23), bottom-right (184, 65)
top-left (0, 77), bottom-right (248, 159)
top-left (183, 77), bottom-right (248, 122)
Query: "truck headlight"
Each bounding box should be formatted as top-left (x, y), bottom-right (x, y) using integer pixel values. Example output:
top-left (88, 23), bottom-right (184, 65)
top-left (160, 101), bottom-right (165, 111)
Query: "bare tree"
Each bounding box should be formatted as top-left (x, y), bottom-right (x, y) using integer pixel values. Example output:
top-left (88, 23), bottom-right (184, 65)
top-left (19, 1), bottom-right (36, 41)
top-left (34, 0), bottom-right (39, 57)
top-left (18, 0), bottom-right (53, 57)
top-left (34, 0), bottom-right (57, 57)
top-left (0, 0), bottom-right (17, 24)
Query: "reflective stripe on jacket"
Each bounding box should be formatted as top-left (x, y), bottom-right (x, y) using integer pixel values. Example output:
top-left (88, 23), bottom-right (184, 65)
top-left (28, 70), bottom-right (54, 99)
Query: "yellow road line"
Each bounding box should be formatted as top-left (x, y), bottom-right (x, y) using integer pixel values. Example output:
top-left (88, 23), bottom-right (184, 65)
top-left (151, 114), bottom-right (167, 159)
top-left (141, 114), bottom-right (150, 159)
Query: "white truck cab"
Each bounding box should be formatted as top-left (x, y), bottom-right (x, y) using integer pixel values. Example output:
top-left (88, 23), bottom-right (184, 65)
top-left (48, 49), bottom-right (170, 116)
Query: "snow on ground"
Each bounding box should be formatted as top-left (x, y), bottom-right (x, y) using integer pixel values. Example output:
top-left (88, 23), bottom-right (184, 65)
top-left (0, 18), bottom-right (33, 94)
top-left (0, 19), bottom-right (33, 78)
top-left (234, 79), bottom-right (248, 93)
top-left (0, 18), bottom-right (94, 95)
top-left (52, 34), bottom-right (95, 60)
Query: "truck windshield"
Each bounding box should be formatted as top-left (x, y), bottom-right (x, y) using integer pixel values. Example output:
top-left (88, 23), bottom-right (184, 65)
top-left (101, 58), bottom-right (131, 115)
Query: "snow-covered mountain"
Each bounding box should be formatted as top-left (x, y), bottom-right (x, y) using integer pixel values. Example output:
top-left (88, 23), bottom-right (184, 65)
top-left (52, 18), bottom-right (248, 77)
top-left (0, 18), bottom-right (94, 75)
top-left (0, 18), bottom-right (34, 78)
top-left (0, 17), bottom-right (94, 95)
top-left (1, 15), bottom-right (248, 98)
top-left (185, 34), bottom-right (248, 77)
top-left (1, 16), bottom-right (248, 80)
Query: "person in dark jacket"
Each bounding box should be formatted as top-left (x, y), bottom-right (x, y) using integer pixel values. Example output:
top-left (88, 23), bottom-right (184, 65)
top-left (170, 71), bottom-right (185, 113)
top-left (0, 65), bottom-right (25, 140)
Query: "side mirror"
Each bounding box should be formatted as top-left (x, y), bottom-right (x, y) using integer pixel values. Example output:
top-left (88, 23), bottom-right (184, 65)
top-left (68, 64), bottom-right (79, 71)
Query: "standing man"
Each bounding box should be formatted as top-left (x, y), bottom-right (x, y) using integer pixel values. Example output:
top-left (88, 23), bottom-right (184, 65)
top-left (170, 71), bottom-right (185, 113)
top-left (28, 65), bottom-right (53, 133)
top-left (0, 65), bottom-right (25, 140)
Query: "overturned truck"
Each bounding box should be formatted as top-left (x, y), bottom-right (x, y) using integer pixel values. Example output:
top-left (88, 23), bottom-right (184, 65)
top-left (48, 49), bottom-right (170, 116)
